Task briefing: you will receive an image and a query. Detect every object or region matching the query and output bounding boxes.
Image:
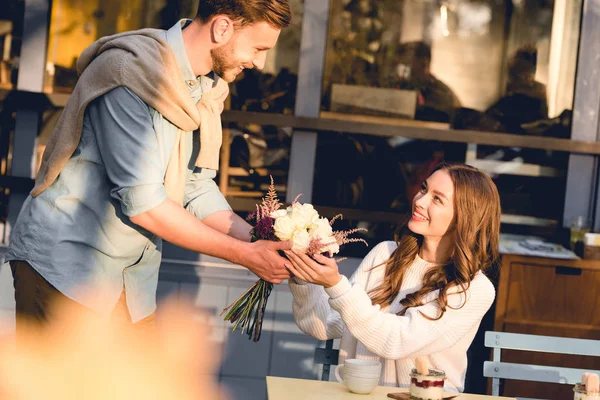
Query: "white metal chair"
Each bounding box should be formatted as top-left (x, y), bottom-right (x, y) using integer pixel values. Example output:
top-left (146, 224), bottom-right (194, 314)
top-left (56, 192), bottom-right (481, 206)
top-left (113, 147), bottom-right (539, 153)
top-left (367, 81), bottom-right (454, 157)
top-left (483, 331), bottom-right (600, 399)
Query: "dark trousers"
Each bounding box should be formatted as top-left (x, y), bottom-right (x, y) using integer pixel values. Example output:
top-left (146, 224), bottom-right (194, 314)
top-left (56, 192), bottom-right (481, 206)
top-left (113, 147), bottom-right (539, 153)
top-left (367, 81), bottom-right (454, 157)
top-left (10, 260), bottom-right (155, 337)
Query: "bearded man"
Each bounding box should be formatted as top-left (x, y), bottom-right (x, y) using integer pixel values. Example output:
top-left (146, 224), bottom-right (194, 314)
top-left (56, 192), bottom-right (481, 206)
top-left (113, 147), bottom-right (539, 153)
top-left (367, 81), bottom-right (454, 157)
top-left (5, 0), bottom-right (293, 332)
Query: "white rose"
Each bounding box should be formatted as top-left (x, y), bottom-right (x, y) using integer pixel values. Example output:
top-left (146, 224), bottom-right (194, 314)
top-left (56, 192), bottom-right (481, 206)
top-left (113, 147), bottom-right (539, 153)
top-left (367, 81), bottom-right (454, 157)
top-left (309, 218), bottom-right (339, 255)
top-left (292, 229), bottom-right (311, 251)
top-left (310, 217), bottom-right (333, 240)
top-left (270, 209), bottom-right (288, 219)
top-left (273, 215), bottom-right (296, 241)
top-left (303, 204), bottom-right (321, 229)
top-left (289, 203), bottom-right (307, 230)
top-left (323, 240), bottom-right (340, 255)
top-left (290, 215), bottom-right (307, 231)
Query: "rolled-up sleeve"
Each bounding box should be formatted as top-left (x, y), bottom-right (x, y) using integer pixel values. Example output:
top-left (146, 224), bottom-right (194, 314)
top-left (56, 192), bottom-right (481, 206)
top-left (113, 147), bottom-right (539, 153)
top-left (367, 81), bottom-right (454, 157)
top-left (88, 86), bottom-right (167, 217)
top-left (184, 167), bottom-right (231, 220)
top-left (184, 131), bottom-right (231, 219)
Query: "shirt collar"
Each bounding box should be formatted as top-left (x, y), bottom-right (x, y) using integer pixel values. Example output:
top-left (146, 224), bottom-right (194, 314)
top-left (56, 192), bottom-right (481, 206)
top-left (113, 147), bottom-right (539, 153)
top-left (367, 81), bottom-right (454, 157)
top-left (166, 19), bottom-right (217, 94)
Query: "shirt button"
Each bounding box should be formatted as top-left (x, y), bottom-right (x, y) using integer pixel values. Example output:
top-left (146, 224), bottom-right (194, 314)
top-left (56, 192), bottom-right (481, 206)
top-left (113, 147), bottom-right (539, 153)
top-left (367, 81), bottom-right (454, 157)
top-left (187, 80), bottom-right (197, 87)
top-left (146, 244), bottom-right (151, 250)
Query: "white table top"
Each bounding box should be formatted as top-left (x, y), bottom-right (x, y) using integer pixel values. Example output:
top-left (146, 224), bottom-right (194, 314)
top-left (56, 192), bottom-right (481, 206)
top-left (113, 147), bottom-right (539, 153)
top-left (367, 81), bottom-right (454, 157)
top-left (266, 377), bottom-right (517, 400)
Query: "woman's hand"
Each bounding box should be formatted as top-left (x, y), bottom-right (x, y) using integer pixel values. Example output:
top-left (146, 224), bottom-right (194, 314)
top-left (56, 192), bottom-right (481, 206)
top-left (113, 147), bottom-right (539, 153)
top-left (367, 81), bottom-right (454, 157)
top-left (284, 250), bottom-right (343, 288)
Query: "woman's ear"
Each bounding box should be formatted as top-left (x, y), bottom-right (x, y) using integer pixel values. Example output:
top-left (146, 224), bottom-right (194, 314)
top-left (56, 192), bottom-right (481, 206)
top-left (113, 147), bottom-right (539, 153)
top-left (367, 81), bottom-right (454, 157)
top-left (211, 16), bottom-right (234, 44)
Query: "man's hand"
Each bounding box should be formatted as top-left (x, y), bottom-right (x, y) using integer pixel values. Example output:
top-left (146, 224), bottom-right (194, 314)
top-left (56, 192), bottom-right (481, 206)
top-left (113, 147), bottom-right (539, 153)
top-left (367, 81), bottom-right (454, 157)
top-left (239, 240), bottom-right (293, 284)
top-left (130, 199), bottom-right (292, 284)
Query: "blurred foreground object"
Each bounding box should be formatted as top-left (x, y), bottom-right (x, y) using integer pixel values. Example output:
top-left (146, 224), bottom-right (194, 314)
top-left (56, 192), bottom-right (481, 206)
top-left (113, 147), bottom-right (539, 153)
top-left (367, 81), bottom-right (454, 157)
top-left (0, 296), bottom-right (222, 400)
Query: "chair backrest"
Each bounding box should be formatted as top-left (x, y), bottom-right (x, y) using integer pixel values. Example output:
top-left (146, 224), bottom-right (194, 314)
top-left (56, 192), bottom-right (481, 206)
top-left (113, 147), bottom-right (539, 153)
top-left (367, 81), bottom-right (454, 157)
top-left (314, 339), bottom-right (339, 381)
top-left (483, 331), bottom-right (600, 397)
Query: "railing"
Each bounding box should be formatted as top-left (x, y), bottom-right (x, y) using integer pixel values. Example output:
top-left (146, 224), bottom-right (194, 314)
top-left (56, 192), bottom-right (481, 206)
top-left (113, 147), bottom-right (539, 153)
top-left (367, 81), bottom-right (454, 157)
top-left (221, 110), bottom-right (600, 156)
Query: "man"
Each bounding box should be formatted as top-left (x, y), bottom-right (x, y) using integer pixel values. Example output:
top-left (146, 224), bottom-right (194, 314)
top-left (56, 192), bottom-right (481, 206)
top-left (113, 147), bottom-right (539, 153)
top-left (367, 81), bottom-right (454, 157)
top-left (389, 41), bottom-right (461, 123)
top-left (5, 0), bottom-right (293, 330)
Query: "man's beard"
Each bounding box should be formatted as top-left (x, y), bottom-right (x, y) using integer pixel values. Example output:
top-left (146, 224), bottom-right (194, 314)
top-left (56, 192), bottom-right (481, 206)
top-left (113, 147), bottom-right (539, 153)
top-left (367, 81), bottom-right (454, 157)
top-left (210, 42), bottom-right (239, 83)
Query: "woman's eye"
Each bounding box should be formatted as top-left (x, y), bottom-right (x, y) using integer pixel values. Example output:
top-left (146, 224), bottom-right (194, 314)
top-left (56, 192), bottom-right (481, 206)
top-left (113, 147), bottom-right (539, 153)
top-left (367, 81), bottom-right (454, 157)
top-left (434, 196), bottom-right (442, 203)
top-left (420, 185), bottom-right (427, 193)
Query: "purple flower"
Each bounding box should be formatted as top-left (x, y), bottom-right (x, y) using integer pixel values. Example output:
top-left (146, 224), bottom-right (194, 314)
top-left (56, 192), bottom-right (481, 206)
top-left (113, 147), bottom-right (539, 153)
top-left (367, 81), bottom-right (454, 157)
top-left (254, 216), bottom-right (277, 241)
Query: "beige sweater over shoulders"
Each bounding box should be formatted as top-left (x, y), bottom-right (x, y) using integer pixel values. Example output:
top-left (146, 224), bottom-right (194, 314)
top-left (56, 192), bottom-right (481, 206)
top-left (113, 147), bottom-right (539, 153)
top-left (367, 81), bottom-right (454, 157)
top-left (32, 28), bottom-right (223, 205)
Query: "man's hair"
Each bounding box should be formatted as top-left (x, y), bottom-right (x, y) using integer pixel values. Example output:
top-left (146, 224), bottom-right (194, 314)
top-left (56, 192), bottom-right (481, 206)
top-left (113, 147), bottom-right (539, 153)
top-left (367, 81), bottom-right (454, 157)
top-left (196, 0), bottom-right (292, 29)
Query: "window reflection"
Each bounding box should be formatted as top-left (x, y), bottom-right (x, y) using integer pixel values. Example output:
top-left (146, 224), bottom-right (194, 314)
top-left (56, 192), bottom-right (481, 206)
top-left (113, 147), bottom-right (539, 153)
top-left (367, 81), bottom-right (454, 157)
top-left (322, 0), bottom-right (582, 136)
top-left (0, 0), bottom-right (24, 89)
top-left (45, 0), bottom-right (212, 91)
top-left (46, 0), bottom-right (152, 92)
top-left (0, 0), bottom-right (24, 242)
top-left (0, 94), bottom-right (11, 243)
top-left (314, 0), bottom-right (581, 245)
top-left (315, 0), bottom-right (582, 245)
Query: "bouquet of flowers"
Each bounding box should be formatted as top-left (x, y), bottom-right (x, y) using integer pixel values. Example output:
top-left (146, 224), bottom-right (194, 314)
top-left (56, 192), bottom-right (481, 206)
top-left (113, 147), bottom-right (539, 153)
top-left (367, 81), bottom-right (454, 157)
top-left (221, 178), bottom-right (366, 342)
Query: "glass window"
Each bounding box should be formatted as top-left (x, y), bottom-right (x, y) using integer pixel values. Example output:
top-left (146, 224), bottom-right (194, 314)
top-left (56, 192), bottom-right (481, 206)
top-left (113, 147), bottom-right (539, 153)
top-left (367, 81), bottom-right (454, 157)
top-left (0, 93), bottom-right (13, 244)
top-left (0, 0), bottom-right (24, 90)
top-left (313, 132), bottom-right (566, 254)
top-left (0, 0), bottom-right (24, 242)
top-left (313, 0), bottom-right (582, 249)
top-left (45, 0), bottom-right (214, 92)
top-left (46, 0), bottom-right (153, 92)
top-left (321, 0), bottom-right (582, 137)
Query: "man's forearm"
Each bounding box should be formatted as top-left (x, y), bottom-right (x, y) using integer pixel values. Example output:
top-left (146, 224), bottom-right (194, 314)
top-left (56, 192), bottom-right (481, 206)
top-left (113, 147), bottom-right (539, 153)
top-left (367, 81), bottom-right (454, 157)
top-left (202, 210), bottom-right (252, 242)
top-left (130, 199), bottom-right (247, 264)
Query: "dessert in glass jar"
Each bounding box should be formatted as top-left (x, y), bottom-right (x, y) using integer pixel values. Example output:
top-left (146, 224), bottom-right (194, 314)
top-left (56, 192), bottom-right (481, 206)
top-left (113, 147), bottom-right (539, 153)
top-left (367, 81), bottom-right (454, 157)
top-left (409, 368), bottom-right (445, 400)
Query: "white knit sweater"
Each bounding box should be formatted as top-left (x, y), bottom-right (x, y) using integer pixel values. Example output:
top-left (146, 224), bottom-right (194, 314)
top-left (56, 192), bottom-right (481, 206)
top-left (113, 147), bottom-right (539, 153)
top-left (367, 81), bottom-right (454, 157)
top-left (289, 241), bottom-right (495, 392)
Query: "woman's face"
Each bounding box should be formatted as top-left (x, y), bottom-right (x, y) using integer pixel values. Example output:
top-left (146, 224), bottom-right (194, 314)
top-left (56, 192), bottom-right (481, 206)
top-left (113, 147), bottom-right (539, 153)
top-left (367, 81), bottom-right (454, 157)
top-left (408, 169), bottom-right (455, 239)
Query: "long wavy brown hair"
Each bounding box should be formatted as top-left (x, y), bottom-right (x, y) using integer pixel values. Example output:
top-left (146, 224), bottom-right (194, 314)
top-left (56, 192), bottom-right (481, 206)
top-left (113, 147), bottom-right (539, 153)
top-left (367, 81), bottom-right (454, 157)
top-left (369, 163), bottom-right (501, 320)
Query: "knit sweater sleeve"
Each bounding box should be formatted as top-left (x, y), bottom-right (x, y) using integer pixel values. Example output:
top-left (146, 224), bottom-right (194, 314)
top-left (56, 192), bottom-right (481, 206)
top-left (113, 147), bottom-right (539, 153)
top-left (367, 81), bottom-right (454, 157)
top-left (325, 269), bottom-right (495, 360)
top-left (288, 242), bottom-right (392, 340)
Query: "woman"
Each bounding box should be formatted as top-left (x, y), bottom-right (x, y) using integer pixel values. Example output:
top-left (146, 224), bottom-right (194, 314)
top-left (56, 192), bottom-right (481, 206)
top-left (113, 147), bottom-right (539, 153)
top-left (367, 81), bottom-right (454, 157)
top-left (285, 163), bottom-right (500, 392)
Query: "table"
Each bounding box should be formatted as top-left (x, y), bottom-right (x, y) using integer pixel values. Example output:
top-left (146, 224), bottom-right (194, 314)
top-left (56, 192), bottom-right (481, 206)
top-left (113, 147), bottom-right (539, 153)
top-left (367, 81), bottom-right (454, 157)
top-left (266, 377), bottom-right (516, 400)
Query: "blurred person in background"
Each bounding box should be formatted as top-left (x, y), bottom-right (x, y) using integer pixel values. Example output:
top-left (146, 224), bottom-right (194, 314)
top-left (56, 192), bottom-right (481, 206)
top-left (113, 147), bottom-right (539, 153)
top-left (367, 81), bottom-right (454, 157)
top-left (388, 41), bottom-right (461, 123)
top-left (4, 0), bottom-right (293, 337)
top-left (483, 46), bottom-right (548, 134)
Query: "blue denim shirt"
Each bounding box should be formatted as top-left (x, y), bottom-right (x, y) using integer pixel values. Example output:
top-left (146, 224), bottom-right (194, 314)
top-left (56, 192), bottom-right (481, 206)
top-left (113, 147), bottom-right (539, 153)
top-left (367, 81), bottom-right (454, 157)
top-left (5, 19), bottom-right (231, 322)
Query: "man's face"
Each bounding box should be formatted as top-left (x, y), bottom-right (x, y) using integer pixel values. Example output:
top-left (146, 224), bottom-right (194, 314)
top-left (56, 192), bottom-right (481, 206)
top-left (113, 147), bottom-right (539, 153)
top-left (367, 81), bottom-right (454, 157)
top-left (211, 21), bottom-right (281, 83)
